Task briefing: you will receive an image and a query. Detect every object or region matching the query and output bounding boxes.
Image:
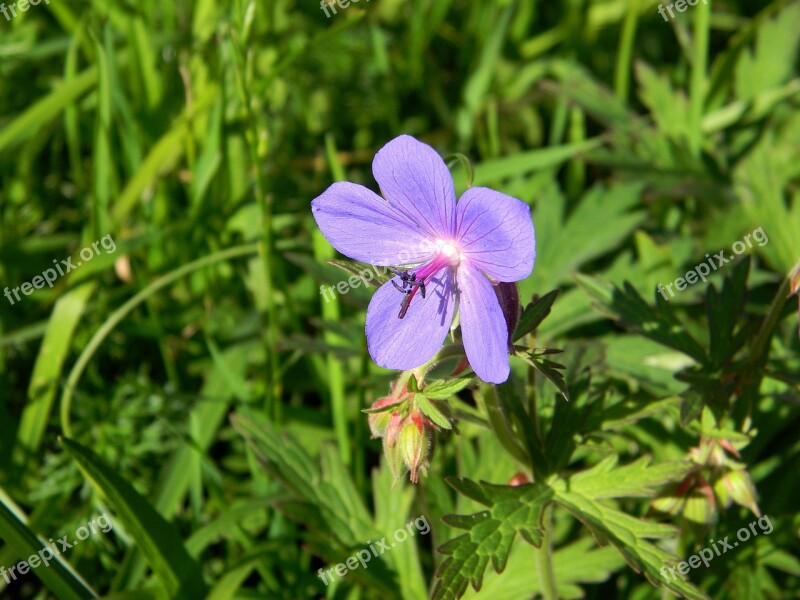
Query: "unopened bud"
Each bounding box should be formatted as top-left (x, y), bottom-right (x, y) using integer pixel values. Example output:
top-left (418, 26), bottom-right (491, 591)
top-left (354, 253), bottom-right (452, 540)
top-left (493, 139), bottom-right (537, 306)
top-left (399, 412), bottom-right (432, 484)
top-left (383, 435), bottom-right (406, 481)
top-left (368, 397), bottom-right (397, 439)
top-left (494, 282), bottom-right (521, 353)
top-left (385, 411), bottom-right (404, 447)
top-left (722, 469), bottom-right (760, 517)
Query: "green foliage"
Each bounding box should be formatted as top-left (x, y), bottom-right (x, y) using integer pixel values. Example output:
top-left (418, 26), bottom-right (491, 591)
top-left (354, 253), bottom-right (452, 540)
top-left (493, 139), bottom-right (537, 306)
top-left (1, 0), bottom-right (799, 598)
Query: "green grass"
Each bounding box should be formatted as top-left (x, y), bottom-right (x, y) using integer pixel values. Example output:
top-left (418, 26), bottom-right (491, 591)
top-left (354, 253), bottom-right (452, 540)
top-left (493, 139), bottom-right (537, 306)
top-left (1, 0), bottom-right (799, 598)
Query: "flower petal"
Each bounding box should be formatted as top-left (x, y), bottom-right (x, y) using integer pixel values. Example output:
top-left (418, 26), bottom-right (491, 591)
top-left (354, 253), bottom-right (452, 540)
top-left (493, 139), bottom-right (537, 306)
top-left (455, 187), bottom-right (535, 282)
top-left (311, 181), bottom-right (435, 265)
top-left (373, 135), bottom-right (457, 241)
top-left (366, 268), bottom-right (456, 370)
top-left (457, 265), bottom-right (510, 383)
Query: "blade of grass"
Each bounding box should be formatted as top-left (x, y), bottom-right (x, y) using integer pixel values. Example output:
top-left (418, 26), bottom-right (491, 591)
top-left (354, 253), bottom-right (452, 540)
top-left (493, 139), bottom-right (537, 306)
top-left (316, 133), bottom-right (351, 466)
top-left (13, 283), bottom-right (96, 471)
top-left (0, 487), bottom-right (97, 599)
top-left (60, 439), bottom-right (208, 599)
top-left (689, 0), bottom-right (711, 156)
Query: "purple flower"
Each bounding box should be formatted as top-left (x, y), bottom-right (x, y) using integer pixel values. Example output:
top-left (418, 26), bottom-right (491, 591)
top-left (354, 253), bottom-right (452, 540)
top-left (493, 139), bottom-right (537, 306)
top-left (311, 135), bottom-right (535, 383)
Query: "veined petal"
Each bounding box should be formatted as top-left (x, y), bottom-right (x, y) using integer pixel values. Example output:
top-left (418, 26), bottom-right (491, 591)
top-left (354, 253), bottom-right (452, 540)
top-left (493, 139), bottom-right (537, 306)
top-left (311, 182), bottom-right (435, 265)
top-left (373, 135), bottom-right (457, 241)
top-left (366, 268), bottom-right (456, 370)
top-left (455, 187), bottom-right (535, 282)
top-left (457, 265), bottom-right (510, 383)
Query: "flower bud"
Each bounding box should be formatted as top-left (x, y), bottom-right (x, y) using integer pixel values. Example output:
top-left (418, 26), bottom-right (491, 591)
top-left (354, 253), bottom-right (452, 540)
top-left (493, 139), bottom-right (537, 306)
top-left (368, 397), bottom-right (397, 439)
top-left (384, 410), bottom-right (405, 447)
top-left (721, 469), bottom-right (760, 517)
top-left (493, 282), bottom-right (520, 353)
top-left (399, 411), bottom-right (433, 484)
top-left (383, 435), bottom-right (406, 482)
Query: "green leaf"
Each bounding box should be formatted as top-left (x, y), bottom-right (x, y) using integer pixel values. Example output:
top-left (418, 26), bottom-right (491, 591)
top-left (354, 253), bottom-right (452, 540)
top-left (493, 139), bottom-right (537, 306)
top-left (734, 3), bottom-right (800, 102)
top-left (435, 458), bottom-right (704, 600)
top-left (526, 182), bottom-right (646, 293)
top-left (14, 283), bottom-right (96, 469)
top-left (362, 399), bottom-right (405, 414)
top-left (553, 491), bottom-right (707, 600)
top-left (422, 377), bottom-right (474, 400)
top-left (372, 463), bottom-right (429, 600)
top-left (0, 66), bottom-right (99, 153)
top-left (328, 258), bottom-right (391, 287)
top-left (0, 493), bottom-right (96, 600)
top-left (59, 438), bottom-right (208, 599)
top-left (453, 138), bottom-right (604, 190)
top-left (416, 395), bottom-right (452, 430)
top-left (706, 256), bottom-right (750, 368)
top-left (551, 457), bottom-right (707, 600)
top-left (462, 537), bottom-right (625, 600)
top-left (577, 275), bottom-right (708, 364)
top-left (432, 480), bottom-right (555, 600)
top-left (518, 351), bottom-right (569, 402)
top-left (231, 414), bottom-right (373, 545)
top-left (635, 61), bottom-right (691, 145)
top-left (513, 290), bottom-right (560, 341)
top-left (563, 455), bottom-right (693, 499)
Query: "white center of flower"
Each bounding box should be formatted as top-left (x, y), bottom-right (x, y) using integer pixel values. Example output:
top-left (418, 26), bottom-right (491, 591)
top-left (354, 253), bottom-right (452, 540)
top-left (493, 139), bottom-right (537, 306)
top-left (436, 239), bottom-right (463, 267)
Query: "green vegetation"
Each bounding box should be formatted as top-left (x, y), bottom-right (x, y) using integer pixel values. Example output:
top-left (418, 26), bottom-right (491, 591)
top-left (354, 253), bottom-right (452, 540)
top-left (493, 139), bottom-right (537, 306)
top-left (1, 0), bottom-right (799, 598)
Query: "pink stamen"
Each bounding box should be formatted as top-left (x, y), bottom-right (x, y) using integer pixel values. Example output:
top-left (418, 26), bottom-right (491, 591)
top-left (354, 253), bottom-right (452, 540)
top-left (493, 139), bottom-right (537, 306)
top-left (396, 252), bottom-right (458, 318)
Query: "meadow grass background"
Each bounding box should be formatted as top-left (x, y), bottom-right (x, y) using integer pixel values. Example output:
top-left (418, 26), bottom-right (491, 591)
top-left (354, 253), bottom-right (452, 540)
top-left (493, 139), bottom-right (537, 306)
top-left (1, 0), bottom-right (799, 598)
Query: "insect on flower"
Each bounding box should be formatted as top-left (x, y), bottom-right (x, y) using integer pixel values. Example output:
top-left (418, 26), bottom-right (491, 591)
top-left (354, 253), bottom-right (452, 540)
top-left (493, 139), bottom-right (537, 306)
top-left (389, 268), bottom-right (427, 318)
top-left (311, 135), bottom-right (535, 383)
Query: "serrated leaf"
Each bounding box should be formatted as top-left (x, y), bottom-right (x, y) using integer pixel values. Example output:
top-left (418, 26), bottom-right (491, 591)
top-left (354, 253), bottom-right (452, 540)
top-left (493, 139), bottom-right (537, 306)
top-left (422, 377), bottom-right (474, 400)
top-left (550, 457), bottom-right (707, 600)
top-left (734, 3), bottom-right (800, 102)
top-left (436, 455), bottom-right (704, 600)
top-left (706, 257), bottom-right (750, 368)
top-left (564, 455), bottom-right (694, 499)
top-left (553, 491), bottom-right (707, 599)
top-left (416, 395), bottom-right (452, 430)
top-left (518, 351), bottom-right (569, 402)
top-left (462, 537), bottom-right (625, 600)
top-left (635, 61), bottom-right (691, 145)
top-left (432, 481), bottom-right (555, 600)
top-left (577, 276), bottom-right (708, 364)
top-left (362, 399), bottom-right (405, 414)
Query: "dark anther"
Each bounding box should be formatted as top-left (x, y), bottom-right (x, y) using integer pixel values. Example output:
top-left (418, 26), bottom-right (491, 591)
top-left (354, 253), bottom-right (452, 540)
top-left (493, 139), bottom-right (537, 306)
top-left (390, 268), bottom-right (428, 318)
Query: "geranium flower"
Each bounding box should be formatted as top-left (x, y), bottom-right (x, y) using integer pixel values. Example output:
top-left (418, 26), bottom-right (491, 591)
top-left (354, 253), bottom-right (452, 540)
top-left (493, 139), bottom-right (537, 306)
top-left (311, 135), bottom-right (535, 383)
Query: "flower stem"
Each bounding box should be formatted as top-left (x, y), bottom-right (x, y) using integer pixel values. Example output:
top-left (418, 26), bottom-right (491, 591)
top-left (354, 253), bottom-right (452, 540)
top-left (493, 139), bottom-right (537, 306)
top-left (537, 504), bottom-right (558, 600)
top-left (745, 274), bottom-right (792, 367)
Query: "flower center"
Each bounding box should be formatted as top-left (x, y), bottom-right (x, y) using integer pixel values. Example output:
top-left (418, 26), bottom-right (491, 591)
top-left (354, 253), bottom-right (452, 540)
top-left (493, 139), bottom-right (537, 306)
top-left (390, 241), bottom-right (462, 319)
top-left (435, 239), bottom-right (463, 267)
